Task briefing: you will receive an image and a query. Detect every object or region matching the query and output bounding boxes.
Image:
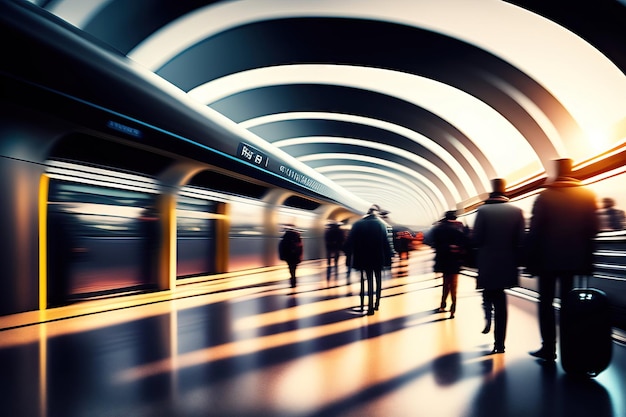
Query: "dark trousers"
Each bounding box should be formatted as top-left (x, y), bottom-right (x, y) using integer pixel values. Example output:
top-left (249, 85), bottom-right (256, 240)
top-left (326, 250), bottom-right (340, 280)
top-left (537, 272), bottom-right (574, 352)
top-left (483, 289), bottom-right (508, 350)
top-left (360, 268), bottom-right (382, 311)
top-left (288, 262), bottom-right (298, 288)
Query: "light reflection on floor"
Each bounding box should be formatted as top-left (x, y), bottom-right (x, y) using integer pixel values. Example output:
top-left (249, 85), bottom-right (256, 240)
top-left (0, 248), bottom-right (624, 417)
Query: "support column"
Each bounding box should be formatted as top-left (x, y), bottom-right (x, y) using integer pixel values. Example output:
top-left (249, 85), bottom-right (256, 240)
top-left (157, 193), bottom-right (177, 291)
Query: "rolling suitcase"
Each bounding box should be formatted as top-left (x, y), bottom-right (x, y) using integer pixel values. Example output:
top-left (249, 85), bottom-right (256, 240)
top-left (559, 276), bottom-right (612, 377)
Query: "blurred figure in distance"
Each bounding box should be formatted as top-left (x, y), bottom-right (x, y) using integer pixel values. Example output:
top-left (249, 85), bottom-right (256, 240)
top-left (278, 225), bottom-right (304, 290)
top-left (597, 197), bottom-right (625, 231)
top-left (324, 222), bottom-right (345, 282)
top-left (431, 210), bottom-right (468, 319)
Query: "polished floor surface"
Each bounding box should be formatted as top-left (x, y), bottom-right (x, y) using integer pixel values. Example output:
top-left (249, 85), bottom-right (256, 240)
top-left (1, 248), bottom-right (625, 417)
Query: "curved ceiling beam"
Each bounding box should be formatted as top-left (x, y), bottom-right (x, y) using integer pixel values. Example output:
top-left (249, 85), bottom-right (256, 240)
top-left (330, 175), bottom-right (440, 223)
top-left (124, 1), bottom-right (626, 157)
top-left (305, 154), bottom-right (452, 211)
top-left (320, 167), bottom-right (445, 224)
top-left (146, 16), bottom-right (586, 166)
top-left (190, 64), bottom-right (542, 187)
top-left (241, 111), bottom-right (483, 196)
top-left (274, 136), bottom-right (463, 201)
top-left (39, 0), bottom-right (626, 222)
top-left (207, 83), bottom-right (499, 191)
top-left (44, 0), bottom-right (626, 168)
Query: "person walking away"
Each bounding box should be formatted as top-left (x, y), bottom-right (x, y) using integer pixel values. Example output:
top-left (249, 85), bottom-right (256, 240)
top-left (324, 222), bottom-right (345, 281)
top-left (525, 158), bottom-right (599, 362)
top-left (432, 210), bottom-right (468, 319)
top-left (473, 179), bottom-right (525, 354)
top-left (278, 225), bottom-right (304, 289)
top-left (345, 205), bottom-right (394, 315)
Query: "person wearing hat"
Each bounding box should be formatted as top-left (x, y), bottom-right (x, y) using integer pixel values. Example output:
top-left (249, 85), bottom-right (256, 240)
top-left (345, 204), bottom-right (394, 315)
top-left (525, 158), bottom-right (599, 361)
top-left (472, 179), bottom-right (525, 354)
top-left (431, 210), bottom-right (468, 319)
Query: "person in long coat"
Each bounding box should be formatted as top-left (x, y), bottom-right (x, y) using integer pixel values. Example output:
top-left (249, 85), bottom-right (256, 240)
top-left (432, 210), bottom-right (468, 319)
top-left (345, 205), bottom-right (394, 315)
top-left (525, 158), bottom-right (599, 361)
top-left (473, 179), bottom-right (525, 354)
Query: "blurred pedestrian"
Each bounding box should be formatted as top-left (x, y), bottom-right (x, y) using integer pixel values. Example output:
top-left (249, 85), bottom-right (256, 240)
top-left (278, 225), bottom-right (303, 289)
top-left (598, 197), bottom-right (625, 231)
top-left (324, 222), bottom-right (345, 281)
top-left (432, 210), bottom-right (468, 319)
top-left (526, 158), bottom-right (599, 361)
top-left (345, 205), bottom-right (394, 315)
top-left (472, 179), bottom-right (525, 354)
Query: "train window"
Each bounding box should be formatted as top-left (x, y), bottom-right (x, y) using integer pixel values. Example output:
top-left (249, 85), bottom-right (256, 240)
top-left (229, 198), bottom-right (265, 237)
top-left (48, 181), bottom-right (156, 237)
top-left (283, 195), bottom-right (321, 210)
top-left (188, 170), bottom-right (269, 199)
top-left (176, 196), bottom-right (219, 237)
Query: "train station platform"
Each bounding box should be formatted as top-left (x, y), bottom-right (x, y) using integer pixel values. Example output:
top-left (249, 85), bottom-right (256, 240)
top-left (1, 248), bottom-right (625, 417)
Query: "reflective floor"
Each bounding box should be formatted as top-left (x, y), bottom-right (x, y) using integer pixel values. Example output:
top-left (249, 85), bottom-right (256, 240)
top-left (1, 248), bottom-right (625, 417)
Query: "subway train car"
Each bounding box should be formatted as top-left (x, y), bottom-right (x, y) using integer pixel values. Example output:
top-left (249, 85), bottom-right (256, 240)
top-left (0, 1), bottom-right (369, 314)
top-left (43, 161), bottom-right (334, 306)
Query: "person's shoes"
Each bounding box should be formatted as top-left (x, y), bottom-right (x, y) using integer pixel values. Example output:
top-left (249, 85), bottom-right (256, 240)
top-left (491, 345), bottom-right (505, 354)
top-left (449, 313), bottom-right (455, 319)
top-left (481, 322), bottom-right (491, 334)
top-left (529, 348), bottom-right (556, 361)
top-left (436, 307), bottom-right (446, 313)
top-left (367, 309), bottom-right (375, 316)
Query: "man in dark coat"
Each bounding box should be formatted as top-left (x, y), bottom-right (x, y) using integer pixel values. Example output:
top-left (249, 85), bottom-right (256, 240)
top-left (526, 158), bottom-right (599, 361)
top-left (432, 210), bottom-right (468, 319)
top-left (345, 205), bottom-right (394, 315)
top-left (473, 179), bottom-right (525, 354)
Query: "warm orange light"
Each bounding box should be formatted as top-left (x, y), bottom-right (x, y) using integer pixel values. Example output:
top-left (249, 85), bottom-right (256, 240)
top-left (38, 174), bottom-right (49, 311)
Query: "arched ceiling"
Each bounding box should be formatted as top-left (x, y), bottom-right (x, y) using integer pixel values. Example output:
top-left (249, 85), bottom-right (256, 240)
top-left (30, 0), bottom-right (626, 227)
